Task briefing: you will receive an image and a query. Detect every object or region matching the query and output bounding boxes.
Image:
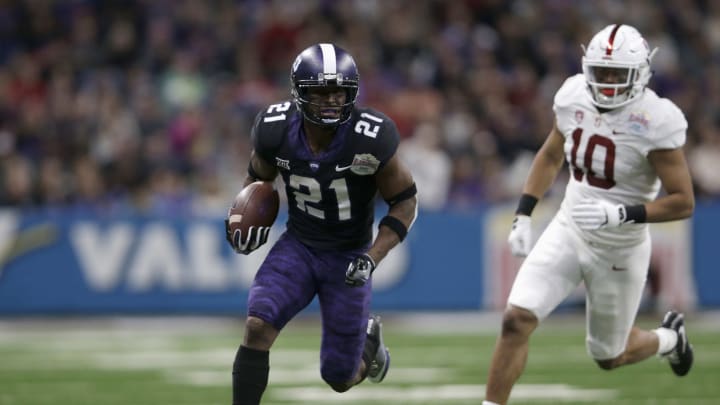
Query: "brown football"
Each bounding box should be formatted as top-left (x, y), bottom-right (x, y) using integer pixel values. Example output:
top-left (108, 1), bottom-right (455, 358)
top-left (227, 181), bottom-right (279, 238)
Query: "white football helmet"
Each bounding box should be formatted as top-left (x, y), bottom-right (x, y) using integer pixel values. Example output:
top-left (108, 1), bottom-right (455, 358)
top-left (582, 24), bottom-right (658, 109)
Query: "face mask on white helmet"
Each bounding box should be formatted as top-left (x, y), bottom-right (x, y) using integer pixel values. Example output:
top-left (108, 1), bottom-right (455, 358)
top-left (581, 24), bottom-right (658, 109)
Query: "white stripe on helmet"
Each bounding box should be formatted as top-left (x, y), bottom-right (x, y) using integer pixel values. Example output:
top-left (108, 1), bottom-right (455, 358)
top-left (319, 43), bottom-right (337, 74)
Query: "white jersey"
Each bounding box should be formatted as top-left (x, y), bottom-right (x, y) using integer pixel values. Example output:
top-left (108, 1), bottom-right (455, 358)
top-left (553, 74), bottom-right (687, 247)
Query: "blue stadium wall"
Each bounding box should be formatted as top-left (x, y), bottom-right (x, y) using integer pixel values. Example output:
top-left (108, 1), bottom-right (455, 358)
top-left (0, 202), bottom-right (716, 314)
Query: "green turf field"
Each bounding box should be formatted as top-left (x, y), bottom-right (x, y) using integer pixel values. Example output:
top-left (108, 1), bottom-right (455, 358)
top-left (0, 313), bottom-right (718, 404)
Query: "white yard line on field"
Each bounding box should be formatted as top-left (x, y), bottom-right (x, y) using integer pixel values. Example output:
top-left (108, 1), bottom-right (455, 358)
top-left (170, 367), bottom-right (448, 386)
top-left (271, 384), bottom-right (616, 402)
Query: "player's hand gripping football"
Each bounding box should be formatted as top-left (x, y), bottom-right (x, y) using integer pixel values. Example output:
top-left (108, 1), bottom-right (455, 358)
top-left (571, 198), bottom-right (627, 230)
top-left (225, 220), bottom-right (270, 255)
top-left (345, 254), bottom-right (376, 287)
top-left (508, 215), bottom-right (532, 257)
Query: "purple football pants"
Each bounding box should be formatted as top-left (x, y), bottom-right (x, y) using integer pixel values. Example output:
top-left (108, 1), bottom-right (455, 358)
top-left (247, 231), bottom-right (372, 383)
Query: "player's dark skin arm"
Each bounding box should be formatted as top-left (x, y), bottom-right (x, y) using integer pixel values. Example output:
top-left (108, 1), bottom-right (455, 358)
top-left (520, 119), bottom-right (566, 200)
top-left (646, 148), bottom-right (694, 221)
top-left (243, 151), bottom-right (278, 187)
top-left (370, 154), bottom-right (417, 265)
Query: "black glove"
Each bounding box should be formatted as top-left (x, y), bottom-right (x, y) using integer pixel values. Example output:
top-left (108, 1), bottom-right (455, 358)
top-left (225, 219), bottom-right (270, 255)
top-left (224, 219), bottom-right (234, 248)
top-left (345, 254), bottom-right (376, 287)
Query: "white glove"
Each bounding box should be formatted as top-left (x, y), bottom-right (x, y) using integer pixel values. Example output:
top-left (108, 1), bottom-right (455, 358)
top-left (571, 198), bottom-right (627, 230)
top-left (508, 215), bottom-right (532, 257)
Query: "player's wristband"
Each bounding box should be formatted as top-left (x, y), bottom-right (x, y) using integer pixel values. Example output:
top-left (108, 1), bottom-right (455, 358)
top-left (516, 194), bottom-right (539, 216)
top-left (379, 215), bottom-right (408, 242)
top-left (623, 204), bottom-right (646, 224)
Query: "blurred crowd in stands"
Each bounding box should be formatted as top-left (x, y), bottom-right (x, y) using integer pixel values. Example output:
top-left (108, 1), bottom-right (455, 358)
top-left (1, 0), bottom-right (719, 215)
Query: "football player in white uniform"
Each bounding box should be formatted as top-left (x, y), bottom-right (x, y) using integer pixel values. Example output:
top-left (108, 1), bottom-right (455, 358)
top-left (483, 24), bottom-right (695, 405)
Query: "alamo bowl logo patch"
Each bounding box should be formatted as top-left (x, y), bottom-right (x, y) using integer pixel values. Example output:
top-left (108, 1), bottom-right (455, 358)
top-left (628, 111), bottom-right (650, 133)
top-left (350, 153), bottom-right (380, 175)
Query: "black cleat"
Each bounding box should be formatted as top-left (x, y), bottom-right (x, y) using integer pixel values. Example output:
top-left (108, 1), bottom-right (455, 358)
top-left (364, 315), bottom-right (390, 383)
top-left (660, 311), bottom-right (693, 376)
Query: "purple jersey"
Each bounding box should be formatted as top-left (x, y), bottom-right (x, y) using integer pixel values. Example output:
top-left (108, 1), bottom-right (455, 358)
top-left (251, 102), bottom-right (400, 250)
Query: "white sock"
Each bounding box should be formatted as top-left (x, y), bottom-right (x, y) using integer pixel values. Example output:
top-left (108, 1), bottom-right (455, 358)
top-left (483, 401), bottom-right (501, 405)
top-left (653, 327), bottom-right (678, 355)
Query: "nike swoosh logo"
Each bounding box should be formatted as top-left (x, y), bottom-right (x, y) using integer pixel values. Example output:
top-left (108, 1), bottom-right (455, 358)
top-left (335, 164), bottom-right (352, 172)
top-left (611, 265), bottom-right (627, 271)
top-left (612, 130), bottom-right (625, 135)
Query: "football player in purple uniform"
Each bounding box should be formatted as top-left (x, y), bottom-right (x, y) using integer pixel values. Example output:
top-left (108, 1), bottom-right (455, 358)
top-left (225, 43), bottom-right (417, 404)
top-left (483, 24), bottom-right (695, 405)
